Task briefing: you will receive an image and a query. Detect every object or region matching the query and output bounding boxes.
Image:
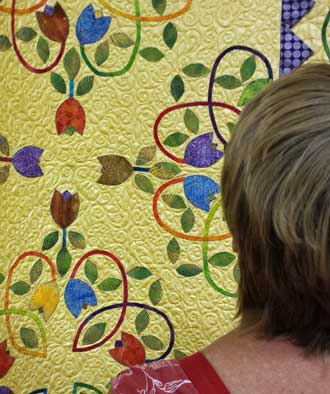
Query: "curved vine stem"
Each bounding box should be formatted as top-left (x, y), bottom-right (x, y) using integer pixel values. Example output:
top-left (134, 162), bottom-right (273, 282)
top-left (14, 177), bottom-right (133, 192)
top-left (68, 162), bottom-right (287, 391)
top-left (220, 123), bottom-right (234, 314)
top-left (80, 0), bottom-right (141, 78)
top-left (322, 10), bottom-right (330, 60)
top-left (202, 199), bottom-right (237, 298)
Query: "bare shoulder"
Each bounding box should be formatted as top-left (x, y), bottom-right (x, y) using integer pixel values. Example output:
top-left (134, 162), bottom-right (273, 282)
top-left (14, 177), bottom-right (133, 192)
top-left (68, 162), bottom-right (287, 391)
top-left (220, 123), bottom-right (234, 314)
top-left (202, 328), bottom-right (330, 394)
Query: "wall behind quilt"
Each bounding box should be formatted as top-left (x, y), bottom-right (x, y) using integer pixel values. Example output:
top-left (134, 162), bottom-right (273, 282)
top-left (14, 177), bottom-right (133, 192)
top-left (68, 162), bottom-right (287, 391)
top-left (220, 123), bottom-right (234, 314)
top-left (0, 0), bottom-right (328, 393)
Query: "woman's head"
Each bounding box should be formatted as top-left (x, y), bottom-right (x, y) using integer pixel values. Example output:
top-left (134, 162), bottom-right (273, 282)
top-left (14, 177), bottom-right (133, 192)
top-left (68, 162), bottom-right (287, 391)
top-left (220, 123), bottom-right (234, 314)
top-left (221, 63), bottom-right (330, 355)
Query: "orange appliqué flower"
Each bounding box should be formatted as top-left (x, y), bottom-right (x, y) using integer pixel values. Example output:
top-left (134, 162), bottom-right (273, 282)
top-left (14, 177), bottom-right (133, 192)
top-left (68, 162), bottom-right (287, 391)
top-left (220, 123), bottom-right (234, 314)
top-left (109, 332), bottom-right (146, 367)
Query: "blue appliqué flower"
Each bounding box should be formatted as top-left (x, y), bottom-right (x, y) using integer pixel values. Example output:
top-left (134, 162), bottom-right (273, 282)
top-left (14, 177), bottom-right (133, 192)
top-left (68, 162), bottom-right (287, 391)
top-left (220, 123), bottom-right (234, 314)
top-left (76, 4), bottom-right (111, 45)
top-left (184, 175), bottom-right (220, 212)
top-left (64, 278), bottom-right (97, 318)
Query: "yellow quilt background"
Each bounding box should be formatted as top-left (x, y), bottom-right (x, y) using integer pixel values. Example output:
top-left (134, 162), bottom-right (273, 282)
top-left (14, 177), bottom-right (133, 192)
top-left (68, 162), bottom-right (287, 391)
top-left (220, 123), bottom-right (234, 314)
top-left (0, 0), bottom-right (328, 392)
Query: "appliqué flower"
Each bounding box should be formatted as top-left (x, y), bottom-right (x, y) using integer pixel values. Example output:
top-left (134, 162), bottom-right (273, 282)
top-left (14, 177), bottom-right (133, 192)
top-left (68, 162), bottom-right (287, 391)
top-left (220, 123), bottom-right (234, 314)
top-left (64, 278), bottom-right (97, 318)
top-left (51, 189), bottom-right (80, 228)
top-left (0, 387), bottom-right (13, 394)
top-left (184, 175), bottom-right (220, 211)
top-left (55, 98), bottom-right (86, 136)
top-left (76, 4), bottom-right (111, 45)
top-left (12, 146), bottom-right (44, 178)
top-left (184, 132), bottom-right (223, 168)
top-left (0, 340), bottom-right (15, 379)
top-left (30, 281), bottom-right (59, 321)
top-left (109, 332), bottom-right (146, 367)
top-left (97, 155), bottom-right (133, 185)
top-left (36, 2), bottom-right (69, 43)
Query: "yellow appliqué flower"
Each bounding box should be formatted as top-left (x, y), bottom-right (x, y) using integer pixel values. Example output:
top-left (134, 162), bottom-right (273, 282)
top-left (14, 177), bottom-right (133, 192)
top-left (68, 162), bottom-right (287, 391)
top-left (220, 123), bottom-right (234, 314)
top-left (30, 281), bottom-right (59, 321)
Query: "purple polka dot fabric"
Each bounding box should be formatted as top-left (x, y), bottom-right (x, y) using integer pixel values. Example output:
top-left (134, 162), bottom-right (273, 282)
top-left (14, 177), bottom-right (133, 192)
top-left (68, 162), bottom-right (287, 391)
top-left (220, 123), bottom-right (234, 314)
top-left (280, 0), bottom-right (315, 76)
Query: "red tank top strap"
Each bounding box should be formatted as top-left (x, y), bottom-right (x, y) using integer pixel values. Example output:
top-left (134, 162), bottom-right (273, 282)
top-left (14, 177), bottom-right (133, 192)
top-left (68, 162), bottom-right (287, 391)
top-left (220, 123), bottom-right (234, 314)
top-left (179, 352), bottom-right (230, 394)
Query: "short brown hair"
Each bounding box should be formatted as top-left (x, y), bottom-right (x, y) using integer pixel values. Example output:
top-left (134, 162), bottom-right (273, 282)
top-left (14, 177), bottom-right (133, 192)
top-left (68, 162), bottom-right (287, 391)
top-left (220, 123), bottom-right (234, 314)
top-left (222, 63), bottom-right (330, 355)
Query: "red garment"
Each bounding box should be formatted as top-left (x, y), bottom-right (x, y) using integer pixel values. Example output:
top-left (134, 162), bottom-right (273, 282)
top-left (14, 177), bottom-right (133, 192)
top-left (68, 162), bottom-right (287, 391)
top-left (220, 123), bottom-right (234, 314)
top-left (111, 352), bottom-right (230, 393)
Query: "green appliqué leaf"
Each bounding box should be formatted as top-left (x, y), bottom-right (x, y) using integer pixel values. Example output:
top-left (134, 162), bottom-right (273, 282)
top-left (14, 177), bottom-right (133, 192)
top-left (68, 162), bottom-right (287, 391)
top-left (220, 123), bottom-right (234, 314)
top-left (171, 75), bottom-right (185, 102)
top-left (177, 264), bottom-right (202, 277)
top-left (149, 279), bottom-right (163, 305)
top-left (167, 237), bottom-right (180, 263)
top-left (152, 0), bottom-right (166, 15)
top-left (233, 263), bottom-right (240, 283)
top-left (174, 349), bottom-right (187, 360)
top-left (141, 335), bottom-right (164, 350)
top-left (183, 63), bottom-right (210, 77)
top-left (227, 122), bottom-right (236, 134)
top-left (135, 174), bottom-right (154, 194)
top-left (181, 208), bottom-right (195, 233)
top-left (64, 47), bottom-right (81, 80)
top-left (82, 323), bottom-right (106, 345)
top-left (30, 259), bottom-right (43, 284)
top-left (164, 132), bottom-right (189, 147)
top-left (56, 247), bottom-right (72, 277)
top-left (162, 194), bottom-right (186, 209)
top-left (0, 272), bottom-right (5, 285)
top-left (214, 75), bottom-right (242, 89)
top-left (0, 35), bottom-right (12, 51)
top-left (37, 36), bottom-right (50, 64)
top-left (127, 267), bottom-right (152, 280)
top-left (76, 76), bottom-right (94, 96)
top-left (240, 55), bottom-right (256, 82)
top-left (136, 145), bottom-right (156, 165)
top-left (238, 78), bottom-right (272, 107)
top-left (0, 166), bottom-right (10, 185)
top-left (95, 40), bottom-right (109, 66)
top-left (20, 327), bottom-right (38, 348)
top-left (42, 231), bottom-right (59, 250)
top-left (209, 252), bottom-right (235, 267)
top-left (184, 109), bottom-right (199, 134)
top-left (150, 162), bottom-right (181, 179)
top-left (68, 231), bottom-right (86, 249)
top-left (140, 47), bottom-right (164, 62)
top-left (10, 281), bottom-right (31, 295)
top-left (16, 27), bottom-right (37, 42)
top-left (110, 32), bottom-right (134, 48)
top-left (135, 309), bottom-right (150, 335)
top-left (50, 72), bottom-right (66, 94)
top-left (98, 278), bottom-right (122, 291)
top-left (163, 22), bottom-right (177, 49)
top-left (0, 136), bottom-right (9, 156)
top-left (85, 259), bottom-right (98, 284)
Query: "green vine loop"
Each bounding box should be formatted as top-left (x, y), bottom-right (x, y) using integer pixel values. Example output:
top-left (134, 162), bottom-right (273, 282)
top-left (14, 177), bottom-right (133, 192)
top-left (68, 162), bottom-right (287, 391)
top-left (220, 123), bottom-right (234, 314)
top-left (80, 0), bottom-right (142, 77)
top-left (202, 199), bottom-right (237, 298)
top-left (322, 10), bottom-right (330, 60)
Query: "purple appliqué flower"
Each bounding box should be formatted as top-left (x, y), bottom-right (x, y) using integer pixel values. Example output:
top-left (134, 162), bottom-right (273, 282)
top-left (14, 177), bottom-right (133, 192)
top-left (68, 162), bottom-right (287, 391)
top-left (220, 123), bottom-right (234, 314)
top-left (12, 146), bottom-right (44, 178)
top-left (0, 387), bottom-right (13, 394)
top-left (184, 132), bottom-right (223, 168)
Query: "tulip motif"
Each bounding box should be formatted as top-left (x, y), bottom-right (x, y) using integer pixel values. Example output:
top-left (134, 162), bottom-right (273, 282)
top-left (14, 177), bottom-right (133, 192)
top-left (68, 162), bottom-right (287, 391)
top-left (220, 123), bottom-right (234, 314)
top-left (51, 190), bottom-right (80, 229)
top-left (183, 175), bottom-right (220, 212)
top-left (0, 387), bottom-right (13, 394)
top-left (98, 155), bottom-right (134, 186)
top-left (76, 4), bottom-right (111, 45)
top-left (30, 281), bottom-right (60, 321)
top-left (49, 190), bottom-right (81, 276)
top-left (0, 340), bottom-right (15, 379)
top-left (0, 136), bottom-right (44, 183)
top-left (55, 97), bottom-right (86, 136)
top-left (36, 2), bottom-right (69, 43)
top-left (184, 132), bottom-right (223, 168)
top-left (109, 332), bottom-right (146, 366)
top-left (64, 278), bottom-right (97, 318)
